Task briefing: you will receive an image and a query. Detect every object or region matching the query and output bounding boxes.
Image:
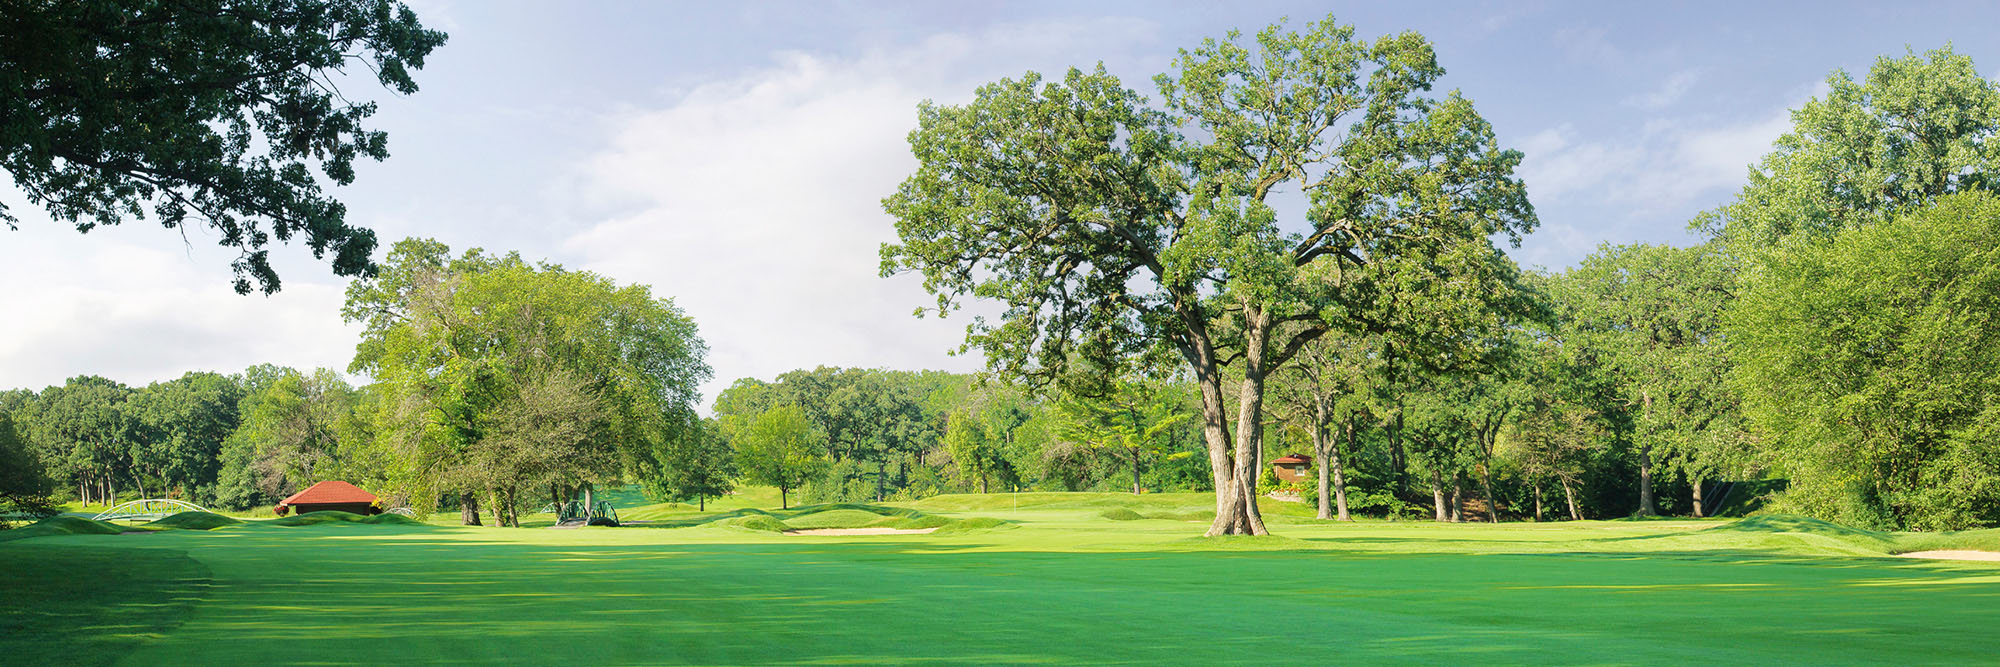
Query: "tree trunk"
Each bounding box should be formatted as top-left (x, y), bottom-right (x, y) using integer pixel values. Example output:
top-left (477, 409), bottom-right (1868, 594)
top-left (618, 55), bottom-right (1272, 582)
top-left (1533, 481), bottom-right (1544, 522)
top-left (1432, 468), bottom-right (1448, 522)
top-left (1637, 389), bottom-right (1657, 517)
top-left (1480, 464), bottom-right (1499, 523)
top-left (1131, 446), bottom-right (1142, 495)
top-left (698, 494), bottom-right (706, 512)
top-left (1313, 420), bottom-right (1333, 520)
top-left (1331, 419), bottom-right (1351, 522)
top-left (979, 472), bottom-right (988, 495)
top-left (461, 492), bottom-right (481, 526)
top-left (1450, 473), bottom-right (1464, 523)
top-left (1562, 479), bottom-right (1582, 521)
top-left (1691, 477), bottom-right (1707, 518)
top-left (875, 458), bottom-right (887, 502)
top-left (780, 485), bottom-right (789, 510)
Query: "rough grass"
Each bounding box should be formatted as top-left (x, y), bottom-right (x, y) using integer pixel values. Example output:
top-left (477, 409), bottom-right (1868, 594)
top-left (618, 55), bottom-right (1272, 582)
top-left (0, 516), bottom-right (129, 541)
top-left (10, 493), bottom-right (2000, 664)
top-left (146, 511), bottom-right (243, 531)
top-left (930, 517), bottom-right (1015, 535)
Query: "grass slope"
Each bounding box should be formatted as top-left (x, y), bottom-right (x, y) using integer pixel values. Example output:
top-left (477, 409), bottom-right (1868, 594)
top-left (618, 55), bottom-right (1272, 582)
top-left (3, 495), bottom-right (1999, 664)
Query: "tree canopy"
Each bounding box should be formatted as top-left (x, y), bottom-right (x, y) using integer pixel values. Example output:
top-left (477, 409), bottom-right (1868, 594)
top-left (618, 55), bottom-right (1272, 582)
top-left (0, 0), bottom-right (446, 293)
top-left (883, 15), bottom-right (1535, 535)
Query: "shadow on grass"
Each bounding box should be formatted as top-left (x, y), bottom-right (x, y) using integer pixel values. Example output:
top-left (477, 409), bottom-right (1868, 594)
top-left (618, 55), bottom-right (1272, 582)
top-left (11, 521), bottom-right (2000, 664)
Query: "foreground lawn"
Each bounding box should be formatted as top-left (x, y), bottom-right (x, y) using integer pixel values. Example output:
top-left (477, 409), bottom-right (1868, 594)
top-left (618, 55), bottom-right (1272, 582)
top-left (4, 494), bottom-right (1999, 665)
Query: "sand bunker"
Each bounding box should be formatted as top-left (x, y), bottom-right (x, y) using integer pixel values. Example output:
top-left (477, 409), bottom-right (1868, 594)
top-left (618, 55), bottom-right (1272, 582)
top-left (785, 527), bottom-right (938, 536)
top-left (1897, 550), bottom-right (2000, 561)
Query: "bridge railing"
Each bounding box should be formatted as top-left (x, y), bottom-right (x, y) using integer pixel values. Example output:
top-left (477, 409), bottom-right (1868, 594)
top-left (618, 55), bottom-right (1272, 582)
top-left (92, 499), bottom-right (211, 522)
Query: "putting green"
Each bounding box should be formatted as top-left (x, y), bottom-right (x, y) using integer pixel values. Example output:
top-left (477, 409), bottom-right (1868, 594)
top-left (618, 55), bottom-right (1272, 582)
top-left (3, 495), bottom-right (1999, 664)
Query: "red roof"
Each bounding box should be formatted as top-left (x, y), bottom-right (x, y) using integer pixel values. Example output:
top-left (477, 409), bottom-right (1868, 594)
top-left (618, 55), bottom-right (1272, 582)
top-left (1271, 454), bottom-right (1312, 465)
top-left (279, 480), bottom-right (379, 506)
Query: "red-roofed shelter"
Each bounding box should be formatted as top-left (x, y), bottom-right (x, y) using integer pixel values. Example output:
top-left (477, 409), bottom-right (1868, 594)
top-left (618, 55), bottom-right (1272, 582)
top-left (1271, 454), bottom-right (1312, 483)
top-left (278, 481), bottom-right (382, 516)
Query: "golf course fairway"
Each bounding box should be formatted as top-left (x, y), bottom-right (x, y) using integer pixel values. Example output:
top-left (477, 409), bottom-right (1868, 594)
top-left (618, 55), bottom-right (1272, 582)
top-left (5, 493), bottom-right (1999, 665)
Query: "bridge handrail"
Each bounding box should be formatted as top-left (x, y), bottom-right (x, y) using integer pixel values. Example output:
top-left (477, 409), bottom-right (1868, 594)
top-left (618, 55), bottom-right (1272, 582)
top-left (92, 498), bottom-right (211, 521)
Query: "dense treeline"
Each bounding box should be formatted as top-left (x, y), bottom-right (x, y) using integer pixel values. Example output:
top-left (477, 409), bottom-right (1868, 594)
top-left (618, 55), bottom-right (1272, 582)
top-left (5, 21), bottom-right (1998, 535)
top-left (0, 238), bottom-right (711, 525)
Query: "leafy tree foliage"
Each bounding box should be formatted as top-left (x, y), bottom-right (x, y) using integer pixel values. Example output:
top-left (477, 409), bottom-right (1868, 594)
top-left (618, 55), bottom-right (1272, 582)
top-left (1730, 193), bottom-right (2000, 529)
top-left (0, 412), bottom-right (57, 521)
top-left (732, 405), bottom-right (826, 509)
top-left (645, 419), bottom-right (735, 511)
top-left (0, 0), bottom-right (447, 293)
top-left (345, 239), bottom-right (707, 523)
top-left (19, 376), bottom-right (134, 505)
top-left (884, 15), bottom-right (1535, 535)
top-left (1697, 46), bottom-right (2000, 253)
top-left (128, 372), bottom-right (243, 503)
top-left (1550, 242), bottom-right (1740, 516)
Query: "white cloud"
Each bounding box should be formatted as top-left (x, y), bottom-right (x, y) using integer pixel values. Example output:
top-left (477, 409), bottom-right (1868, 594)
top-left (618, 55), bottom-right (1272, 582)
top-left (561, 18), bottom-right (1160, 406)
top-left (0, 217), bottom-right (360, 391)
top-left (1517, 94), bottom-right (1804, 216)
top-left (1623, 69), bottom-right (1700, 110)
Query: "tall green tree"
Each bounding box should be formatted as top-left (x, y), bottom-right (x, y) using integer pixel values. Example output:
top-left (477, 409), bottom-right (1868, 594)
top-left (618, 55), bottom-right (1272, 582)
top-left (645, 419), bottom-right (735, 512)
top-left (882, 16), bottom-right (1535, 535)
top-left (1696, 46), bottom-right (2000, 254)
top-left (128, 372), bottom-right (244, 503)
top-left (733, 405), bottom-right (827, 509)
top-left (227, 367), bottom-right (361, 497)
top-left (0, 412), bottom-right (57, 521)
top-left (22, 376), bottom-right (134, 506)
top-left (1551, 242), bottom-right (1737, 516)
top-left (1730, 193), bottom-right (2000, 529)
top-left (0, 0), bottom-right (447, 293)
top-left (346, 239), bottom-right (709, 524)
top-left (1052, 374), bottom-right (1193, 496)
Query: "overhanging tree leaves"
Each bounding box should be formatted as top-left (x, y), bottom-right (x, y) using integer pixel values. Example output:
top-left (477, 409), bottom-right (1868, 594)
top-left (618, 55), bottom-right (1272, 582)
top-left (883, 16), bottom-right (1534, 535)
top-left (0, 0), bottom-right (447, 293)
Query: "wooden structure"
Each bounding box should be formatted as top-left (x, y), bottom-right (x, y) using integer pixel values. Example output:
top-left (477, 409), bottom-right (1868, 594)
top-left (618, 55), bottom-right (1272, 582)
top-left (277, 480), bottom-right (381, 516)
top-left (1271, 454), bottom-right (1312, 483)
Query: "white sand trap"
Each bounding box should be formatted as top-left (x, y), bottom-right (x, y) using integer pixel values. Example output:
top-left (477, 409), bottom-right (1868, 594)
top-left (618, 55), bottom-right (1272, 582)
top-left (784, 527), bottom-right (938, 536)
top-left (1897, 550), bottom-right (2000, 561)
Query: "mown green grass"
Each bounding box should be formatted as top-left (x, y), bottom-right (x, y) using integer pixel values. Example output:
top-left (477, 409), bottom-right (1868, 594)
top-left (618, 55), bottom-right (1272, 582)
top-left (3, 493), bottom-right (1999, 664)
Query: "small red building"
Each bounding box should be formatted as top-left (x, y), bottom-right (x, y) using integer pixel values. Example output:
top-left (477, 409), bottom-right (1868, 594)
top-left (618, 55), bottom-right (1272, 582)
top-left (1271, 454), bottom-right (1312, 483)
top-left (277, 481), bottom-right (382, 516)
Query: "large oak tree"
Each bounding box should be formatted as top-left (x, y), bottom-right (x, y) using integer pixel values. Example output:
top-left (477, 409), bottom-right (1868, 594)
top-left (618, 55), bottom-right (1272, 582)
top-left (883, 16), bottom-right (1534, 534)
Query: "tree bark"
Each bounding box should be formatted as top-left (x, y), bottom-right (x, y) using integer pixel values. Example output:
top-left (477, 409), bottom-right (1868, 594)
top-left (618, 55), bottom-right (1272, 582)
top-left (1533, 481), bottom-right (1544, 522)
top-left (1480, 464), bottom-right (1499, 523)
top-left (1691, 477), bottom-right (1706, 518)
top-left (1450, 472), bottom-right (1464, 523)
top-left (1131, 446), bottom-right (1142, 495)
top-left (779, 485), bottom-right (789, 509)
top-left (1636, 388), bottom-right (1657, 517)
top-left (1432, 467), bottom-right (1448, 522)
top-left (461, 491), bottom-right (481, 526)
top-left (1562, 479), bottom-right (1582, 521)
top-left (1332, 418), bottom-right (1352, 521)
top-left (1313, 418), bottom-right (1333, 520)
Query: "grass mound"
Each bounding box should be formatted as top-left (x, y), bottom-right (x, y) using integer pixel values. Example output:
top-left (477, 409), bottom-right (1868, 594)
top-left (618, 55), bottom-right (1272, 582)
top-left (1101, 508), bottom-right (1144, 521)
top-left (268, 511), bottom-right (370, 526)
top-left (1143, 511), bottom-right (1217, 522)
top-left (360, 513), bottom-right (424, 526)
top-left (1712, 514), bottom-right (1890, 540)
top-left (783, 509), bottom-right (897, 530)
top-left (0, 516), bottom-right (129, 542)
top-left (932, 517), bottom-right (1015, 535)
top-left (147, 511), bottom-right (242, 530)
top-left (872, 515), bottom-right (951, 530)
top-left (724, 515), bottom-right (791, 533)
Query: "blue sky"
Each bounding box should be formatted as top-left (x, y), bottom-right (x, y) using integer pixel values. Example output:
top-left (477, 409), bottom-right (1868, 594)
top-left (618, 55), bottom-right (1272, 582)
top-left (3, 1), bottom-right (1997, 406)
